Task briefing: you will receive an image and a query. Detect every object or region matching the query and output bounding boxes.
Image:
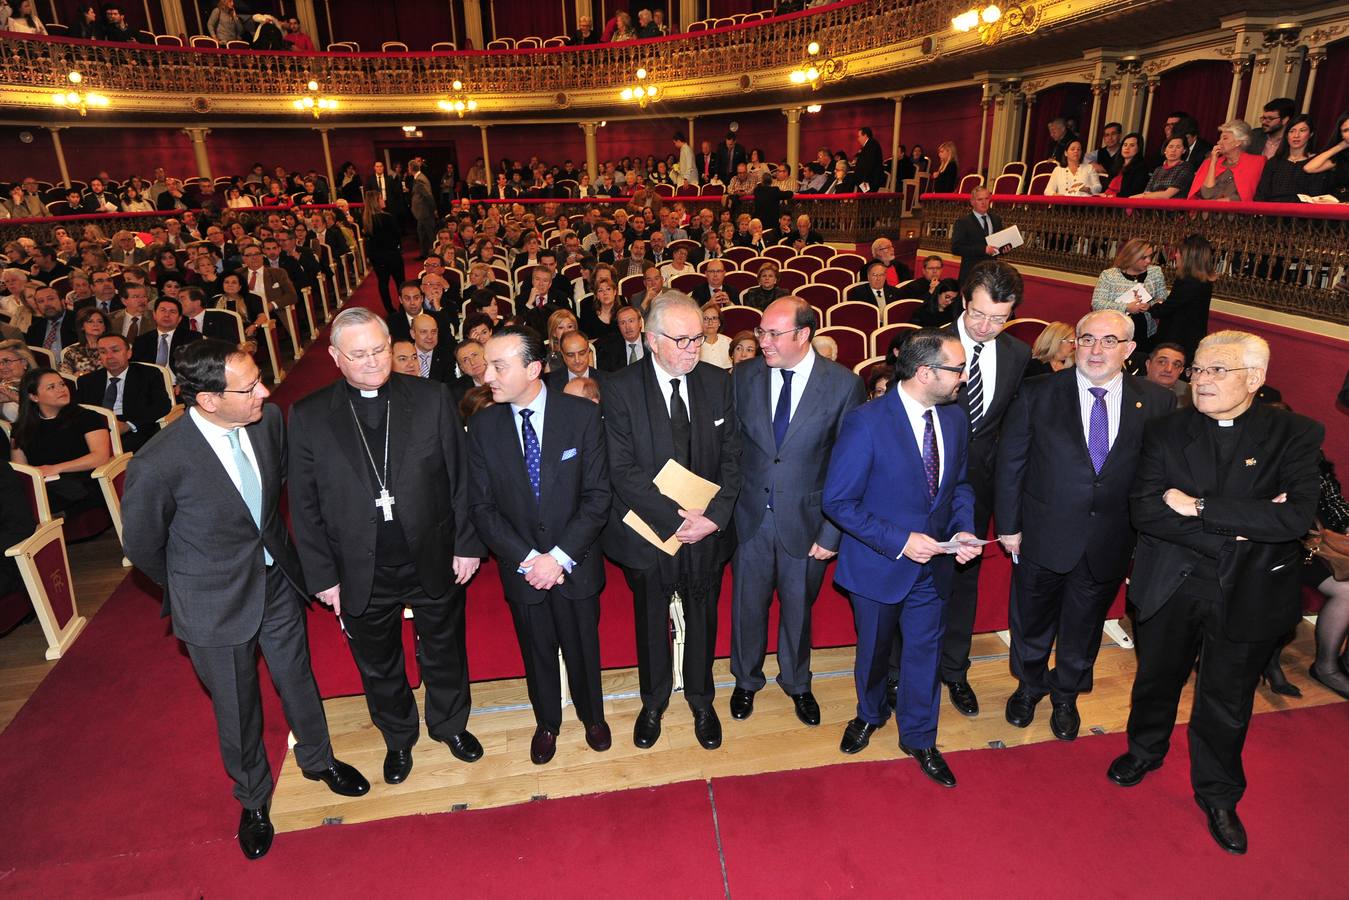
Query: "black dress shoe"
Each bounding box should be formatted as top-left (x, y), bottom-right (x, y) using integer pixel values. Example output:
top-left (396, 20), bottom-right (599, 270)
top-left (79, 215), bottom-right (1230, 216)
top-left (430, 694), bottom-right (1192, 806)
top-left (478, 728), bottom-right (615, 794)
top-left (1050, 700), bottom-right (1080, 741)
top-left (884, 679), bottom-right (898, 716)
top-left (1195, 795), bottom-right (1247, 855)
top-left (791, 691), bottom-right (821, 727)
top-left (945, 680), bottom-right (979, 717)
top-left (633, 706), bottom-right (663, 749)
top-left (1004, 687), bottom-right (1043, 728)
top-left (901, 744), bottom-right (957, 788)
top-left (585, 721), bottom-right (612, 752)
top-left (839, 717), bottom-right (878, 755)
top-left (237, 806), bottom-right (273, 860)
top-left (444, 730), bottom-right (484, 763)
top-left (729, 687), bottom-right (755, 720)
top-left (302, 759), bottom-right (371, 797)
top-left (693, 706), bottom-right (722, 750)
top-left (1106, 752), bottom-right (1163, 787)
top-left (383, 749), bottom-right (413, 784)
top-left (530, 727), bottom-right (557, 765)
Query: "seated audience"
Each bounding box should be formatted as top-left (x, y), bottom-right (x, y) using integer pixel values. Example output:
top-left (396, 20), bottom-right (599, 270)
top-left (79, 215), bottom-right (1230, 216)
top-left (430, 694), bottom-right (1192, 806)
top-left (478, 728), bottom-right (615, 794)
top-left (741, 263), bottom-right (789, 310)
top-left (0, 340), bottom-right (37, 423)
top-left (1255, 114), bottom-right (1324, 202)
top-left (216, 272), bottom-right (269, 340)
top-left (1303, 112), bottom-right (1349, 202)
top-left (562, 376), bottom-right (600, 403)
top-left (59, 306), bottom-right (111, 378)
top-left (74, 334), bottom-right (172, 450)
top-left (909, 278), bottom-right (962, 327)
top-left (595, 305), bottom-right (645, 371)
top-left (1022, 321), bottom-right (1076, 378)
top-left (848, 262), bottom-right (905, 307)
top-left (865, 364), bottom-right (894, 400)
top-left (869, 236), bottom-right (914, 284)
top-left (1189, 119), bottom-right (1266, 201)
top-left (546, 330), bottom-right (603, 391)
top-left (9, 367), bottom-right (112, 516)
top-left (579, 279), bottom-right (622, 344)
top-left (134, 297), bottom-right (203, 365)
top-left (697, 302), bottom-right (732, 369)
top-left (1101, 133), bottom-right (1148, 198)
top-left (1141, 342), bottom-right (1188, 405)
top-left (810, 334), bottom-right (838, 361)
top-left (729, 330), bottom-right (759, 365)
top-left (1137, 136), bottom-right (1197, 199)
top-left (1043, 138), bottom-right (1102, 195)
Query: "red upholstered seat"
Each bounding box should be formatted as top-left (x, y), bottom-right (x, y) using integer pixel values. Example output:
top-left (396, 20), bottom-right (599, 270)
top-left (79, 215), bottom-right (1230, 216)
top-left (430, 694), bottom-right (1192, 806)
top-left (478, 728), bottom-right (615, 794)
top-left (720, 305), bottom-right (761, 335)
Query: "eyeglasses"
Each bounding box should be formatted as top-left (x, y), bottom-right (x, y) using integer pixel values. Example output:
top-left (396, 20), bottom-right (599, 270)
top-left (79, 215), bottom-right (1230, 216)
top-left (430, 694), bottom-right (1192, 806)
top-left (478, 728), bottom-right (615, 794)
top-left (753, 326), bottom-right (804, 342)
top-left (925, 363), bottom-right (966, 375)
top-left (1075, 334), bottom-right (1127, 349)
top-left (660, 332), bottom-right (706, 350)
top-left (702, 315), bottom-right (721, 324)
top-left (965, 309), bottom-right (1009, 327)
top-left (218, 377), bottom-right (262, 395)
top-left (1185, 365), bottom-right (1251, 381)
top-left (336, 343), bottom-right (392, 364)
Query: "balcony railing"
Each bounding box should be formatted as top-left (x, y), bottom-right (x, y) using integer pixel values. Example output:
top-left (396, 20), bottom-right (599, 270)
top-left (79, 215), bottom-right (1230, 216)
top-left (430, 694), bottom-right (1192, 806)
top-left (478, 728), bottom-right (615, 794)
top-left (0, 0), bottom-right (939, 101)
top-left (918, 194), bottom-right (1349, 325)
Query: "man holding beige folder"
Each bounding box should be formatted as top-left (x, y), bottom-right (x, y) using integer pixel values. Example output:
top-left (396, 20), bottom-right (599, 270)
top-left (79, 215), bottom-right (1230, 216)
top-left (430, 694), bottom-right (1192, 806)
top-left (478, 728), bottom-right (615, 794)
top-left (601, 293), bottom-right (742, 752)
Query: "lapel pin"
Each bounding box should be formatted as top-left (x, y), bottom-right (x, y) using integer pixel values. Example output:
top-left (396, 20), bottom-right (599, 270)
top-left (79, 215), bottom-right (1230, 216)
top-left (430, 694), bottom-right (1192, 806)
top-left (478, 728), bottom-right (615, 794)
top-left (1245, 458), bottom-right (1257, 466)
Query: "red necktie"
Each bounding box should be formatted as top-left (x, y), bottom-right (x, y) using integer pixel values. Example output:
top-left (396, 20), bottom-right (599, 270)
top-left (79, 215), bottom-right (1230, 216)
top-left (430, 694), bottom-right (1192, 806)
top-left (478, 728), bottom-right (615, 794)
top-left (248, 270), bottom-right (258, 292)
top-left (190, 317), bottom-right (199, 332)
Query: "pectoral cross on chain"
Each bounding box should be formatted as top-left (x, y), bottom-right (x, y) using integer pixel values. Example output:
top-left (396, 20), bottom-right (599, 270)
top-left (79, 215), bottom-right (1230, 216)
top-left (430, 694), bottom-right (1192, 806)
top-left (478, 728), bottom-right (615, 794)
top-left (376, 488), bottom-right (396, 522)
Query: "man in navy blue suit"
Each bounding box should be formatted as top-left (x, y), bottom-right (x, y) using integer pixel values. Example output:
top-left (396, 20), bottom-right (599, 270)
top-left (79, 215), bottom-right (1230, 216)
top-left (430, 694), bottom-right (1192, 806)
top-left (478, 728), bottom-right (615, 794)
top-left (824, 329), bottom-right (979, 787)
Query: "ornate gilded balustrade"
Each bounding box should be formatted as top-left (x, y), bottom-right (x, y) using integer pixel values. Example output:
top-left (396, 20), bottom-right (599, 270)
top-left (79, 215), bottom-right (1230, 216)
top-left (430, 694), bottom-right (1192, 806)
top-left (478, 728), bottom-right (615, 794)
top-left (0, 0), bottom-right (938, 106)
top-left (919, 195), bottom-right (1349, 325)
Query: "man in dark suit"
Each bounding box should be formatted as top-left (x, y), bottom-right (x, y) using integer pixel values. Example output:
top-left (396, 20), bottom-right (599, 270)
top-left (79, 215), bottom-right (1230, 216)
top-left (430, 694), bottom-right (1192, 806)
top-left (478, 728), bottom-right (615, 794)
top-left (930, 261), bottom-right (1030, 716)
top-left (691, 259), bottom-right (741, 307)
top-left (409, 314), bottom-right (457, 383)
top-left (388, 281), bottom-right (453, 345)
top-left (694, 140), bottom-right (717, 186)
top-left (132, 297), bottom-right (203, 366)
top-left (601, 294), bottom-right (742, 751)
top-left (995, 310), bottom-right (1176, 740)
top-left (448, 339), bottom-right (488, 407)
top-left (595, 306), bottom-right (646, 372)
top-left (730, 298), bottom-right (864, 726)
top-left (179, 287), bottom-right (240, 343)
top-left (516, 267), bottom-right (571, 336)
top-left (824, 329), bottom-right (979, 787)
top-left (1110, 331), bottom-right (1322, 855)
top-left (950, 188), bottom-right (1005, 285)
top-left (546, 331), bottom-right (605, 393)
top-left (76, 335), bottom-right (172, 452)
top-left (25, 286), bottom-right (79, 358)
top-left (288, 307), bottom-right (486, 787)
top-left (121, 340), bottom-right (368, 861)
top-left (779, 214), bottom-right (825, 248)
top-left (848, 262), bottom-right (905, 307)
top-left (853, 127), bottom-right (885, 192)
top-left (369, 160), bottom-right (405, 223)
top-left (629, 266), bottom-right (667, 318)
top-left (713, 132), bottom-right (748, 184)
top-left (409, 160), bottom-right (439, 258)
top-left (468, 326), bottom-right (613, 764)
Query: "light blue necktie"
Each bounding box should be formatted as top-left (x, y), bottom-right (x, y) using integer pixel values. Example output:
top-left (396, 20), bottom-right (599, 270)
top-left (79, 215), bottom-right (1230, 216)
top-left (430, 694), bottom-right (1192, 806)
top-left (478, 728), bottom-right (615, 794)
top-left (156, 333), bottom-right (170, 366)
top-left (227, 429), bottom-right (269, 563)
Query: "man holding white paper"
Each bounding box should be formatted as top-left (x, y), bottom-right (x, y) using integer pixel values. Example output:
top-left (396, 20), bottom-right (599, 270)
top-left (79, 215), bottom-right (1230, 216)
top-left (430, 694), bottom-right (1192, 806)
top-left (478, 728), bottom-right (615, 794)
top-left (824, 329), bottom-right (978, 788)
top-left (601, 294), bottom-right (742, 751)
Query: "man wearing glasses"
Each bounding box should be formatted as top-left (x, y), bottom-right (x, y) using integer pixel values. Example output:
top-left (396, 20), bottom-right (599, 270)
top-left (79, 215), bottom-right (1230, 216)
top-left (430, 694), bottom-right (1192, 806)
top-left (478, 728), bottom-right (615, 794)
top-left (1113, 330), bottom-right (1322, 855)
top-left (728, 298), bottom-right (865, 728)
top-left (932, 261), bottom-right (1030, 719)
top-left (600, 294), bottom-right (742, 751)
top-left (824, 329), bottom-right (979, 787)
top-left (995, 310), bottom-right (1174, 741)
top-left (122, 340), bottom-right (370, 860)
top-left (287, 308), bottom-right (485, 789)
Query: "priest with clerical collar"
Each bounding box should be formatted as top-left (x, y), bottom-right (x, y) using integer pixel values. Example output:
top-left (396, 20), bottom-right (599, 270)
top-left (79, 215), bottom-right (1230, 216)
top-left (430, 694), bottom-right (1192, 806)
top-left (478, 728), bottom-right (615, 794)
top-left (287, 306), bottom-right (486, 787)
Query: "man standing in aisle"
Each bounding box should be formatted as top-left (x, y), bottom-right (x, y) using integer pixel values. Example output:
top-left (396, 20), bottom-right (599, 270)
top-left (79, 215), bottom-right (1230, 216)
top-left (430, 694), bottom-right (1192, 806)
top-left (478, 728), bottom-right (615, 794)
top-left (601, 294), bottom-right (741, 751)
top-left (729, 298), bottom-right (863, 726)
top-left (410, 159), bottom-right (439, 259)
top-left (995, 310), bottom-right (1174, 740)
top-left (288, 307), bottom-right (484, 788)
top-left (824, 329), bottom-right (979, 787)
top-left (467, 326), bottom-right (613, 765)
top-left (1110, 331), bottom-right (1322, 855)
top-left (122, 340), bottom-right (369, 861)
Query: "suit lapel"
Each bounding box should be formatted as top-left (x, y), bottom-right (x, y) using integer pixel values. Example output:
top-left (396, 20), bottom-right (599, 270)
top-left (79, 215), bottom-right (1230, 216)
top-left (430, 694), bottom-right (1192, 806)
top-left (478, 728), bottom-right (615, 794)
top-left (686, 365), bottom-right (712, 471)
top-left (744, 361), bottom-right (775, 454)
top-left (183, 414), bottom-right (257, 524)
top-left (1219, 404), bottom-right (1269, 499)
top-left (537, 387), bottom-right (560, 497)
top-left (244, 410), bottom-right (278, 512)
top-left (326, 383), bottom-right (374, 499)
top-left (1180, 409), bottom-right (1214, 495)
top-left (780, 361), bottom-right (826, 451)
top-left (1100, 376), bottom-right (1145, 476)
top-left (386, 377), bottom-right (413, 490)
top-left (885, 390), bottom-right (930, 502)
top-left (1056, 372), bottom-right (1096, 473)
top-left (642, 357), bottom-right (676, 459)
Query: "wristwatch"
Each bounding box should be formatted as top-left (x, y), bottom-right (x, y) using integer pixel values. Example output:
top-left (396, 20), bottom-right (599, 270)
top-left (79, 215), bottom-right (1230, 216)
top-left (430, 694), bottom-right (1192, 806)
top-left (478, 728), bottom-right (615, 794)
top-left (1194, 497), bottom-right (1205, 517)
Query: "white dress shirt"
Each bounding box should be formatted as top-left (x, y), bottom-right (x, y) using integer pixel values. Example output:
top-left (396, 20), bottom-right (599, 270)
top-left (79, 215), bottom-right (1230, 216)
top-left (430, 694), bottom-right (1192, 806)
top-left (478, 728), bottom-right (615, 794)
top-left (955, 314), bottom-right (997, 423)
top-left (768, 348), bottom-right (816, 422)
top-left (652, 356), bottom-right (691, 418)
top-left (896, 382), bottom-right (945, 486)
top-left (510, 384), bottom-right (573, 572)
top-left (1075, 368), bottom-right (1123, 449)
top-left (104, 370), bottom-right (128, 416)
top-left (190, 407), bottom-right (271, 564)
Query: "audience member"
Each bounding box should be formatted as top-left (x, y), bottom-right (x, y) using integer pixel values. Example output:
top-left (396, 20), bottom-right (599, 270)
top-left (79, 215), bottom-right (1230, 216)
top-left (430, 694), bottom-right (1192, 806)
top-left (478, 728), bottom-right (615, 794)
top-left (1141, 342), bottom-right (1188, 405)
top-left (1022, 321), bottom-right (1075, 378)
top-left (74, 333), bottom-right (172, 450)
top-left (950, 188), bottom-right (1003, 285)
top-left (1137, 136), bottom-right (1196, 199)
top-left (697, 302), bottom-right (732, 369)
top-left (1090, 238), bottom-right (1168, 360)
top-left (1150, 233), bottom-right (1217, 362)
top-left (1248, 97), bottom-right (1296, 159)
top-left (59, 306), bottom-right (110, 378)
top-left (849, 262), bottom-right (904, 307)
top-left (930, 142), bottom-right (960, 193)
top-left (1255, 114), bottom-right (1323, 202)
top-left (741, 263), bottom-right (789, 311)
top-left (1101, 133), bottom-right (1148, 198)
top-left (9, 367), bottom-right (112, 515)
top-left (1044, 138), bottom-right (1101, 195)
top-left (0, 340), bottom-right (37, 423)
top-left (1087, 122), bottom-right (1124, 179)
top-left (1303, 112), bottom-right (1349, 201)
top-left (1189, 120), bottom-right (1265, 201)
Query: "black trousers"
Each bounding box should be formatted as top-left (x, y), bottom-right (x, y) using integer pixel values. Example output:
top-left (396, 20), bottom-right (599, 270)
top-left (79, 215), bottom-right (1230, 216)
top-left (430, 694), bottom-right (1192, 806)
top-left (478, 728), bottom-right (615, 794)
top-left (1009, 555), bottom-right (1121, 703)
top-left (371, 254), bottom-right (405, 315)
top-left (940, 438), bottom-right (996, 680)
top-left (507, 591), bottom-right (605, 733)
top-left (1125, 579), bottom-right (1276, 809)
top-left (185, 565), bottom-right (333, 809)
top-left (342, 584), bottom-right (471, 752)
top-left (626, 563), bottom-right (721, 711)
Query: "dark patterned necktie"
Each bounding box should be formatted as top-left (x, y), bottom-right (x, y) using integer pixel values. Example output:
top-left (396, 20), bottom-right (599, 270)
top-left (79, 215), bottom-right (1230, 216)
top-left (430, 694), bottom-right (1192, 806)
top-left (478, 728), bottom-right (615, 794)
top-left (1087, 387), bottom-right (1109, 473)
top-left (922, 409), bottom-right (939, 500)
top-left (520, 409), bottom-right (541, 501)
top-left (966, 342), bottom-right (985, 431)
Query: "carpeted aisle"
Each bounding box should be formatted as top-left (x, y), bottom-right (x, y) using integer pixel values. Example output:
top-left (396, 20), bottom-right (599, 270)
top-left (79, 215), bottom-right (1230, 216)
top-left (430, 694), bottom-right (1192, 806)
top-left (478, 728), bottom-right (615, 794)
top-left (710, 703), bottom-right (1349, 899)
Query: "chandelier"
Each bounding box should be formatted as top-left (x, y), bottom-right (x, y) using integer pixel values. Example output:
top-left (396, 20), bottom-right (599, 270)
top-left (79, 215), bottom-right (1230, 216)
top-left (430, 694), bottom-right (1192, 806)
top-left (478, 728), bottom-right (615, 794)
top-left (51, 72), bottom-right (109, 116)
top-left (293, 80), bottom-right (337, 118)
top-left (620, 69), bottom-right (658, 108)
top-left (438, 80), bottom-right (479, 117)
top-left (951, 3), bottom-right (1037, 45)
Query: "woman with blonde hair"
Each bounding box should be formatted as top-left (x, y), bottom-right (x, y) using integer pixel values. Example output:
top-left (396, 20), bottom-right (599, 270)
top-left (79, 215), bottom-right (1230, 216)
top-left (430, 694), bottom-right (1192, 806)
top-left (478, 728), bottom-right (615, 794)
top-left (932, 141), bottom-right (960, 193)
top-left (545, 307), bottom-right (579, 372)
top-left (1023, 321), bottom-right (1076, 378)
top-left (1091, 237), bottom-right (1168, 357)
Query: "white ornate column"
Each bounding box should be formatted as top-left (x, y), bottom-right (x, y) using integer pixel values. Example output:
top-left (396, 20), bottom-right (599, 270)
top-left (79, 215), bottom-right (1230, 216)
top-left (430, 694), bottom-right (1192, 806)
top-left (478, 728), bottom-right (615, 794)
top-left (463, 0), bottom-right (485, 50)
top-left (1245, 25), bottom-right (1304, 122)
top-left (182, 127), bottom-right (212, 180)
top-left (1140, 76), bottom-right (1161, 140)
top-left (316, 127), bottom-right (336, 191)
top-left (887, 95), bottom-right (904, 191)
top-left (479, 125), bottom-right (491, 181)
top-left (783, 107), bottom-right (803, 182)
top-left (1225, 57), bottom-right (1250, 123)
top-left (158, 0), bottom-right (188, 36)
top-left (1301, 48), bottom-right (1328, 114)
top-left (1086, 80), bottom-right (1106, 149)
top-left (1018, 92), bottom-right (1036, 164)
top-left (48, 127), bottom-right (72, 187)
top-left (976, 85), bottom-right (991, 179)
top-left (580, 122), bottom-right (599, 181)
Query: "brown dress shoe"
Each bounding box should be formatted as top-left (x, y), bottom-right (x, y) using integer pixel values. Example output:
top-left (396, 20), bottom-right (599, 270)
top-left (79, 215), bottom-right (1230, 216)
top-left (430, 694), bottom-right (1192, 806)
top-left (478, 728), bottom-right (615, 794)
top-left (585, 721), bottom-right (612, 752)
top-left (530, 727), bottom-right (557, 765)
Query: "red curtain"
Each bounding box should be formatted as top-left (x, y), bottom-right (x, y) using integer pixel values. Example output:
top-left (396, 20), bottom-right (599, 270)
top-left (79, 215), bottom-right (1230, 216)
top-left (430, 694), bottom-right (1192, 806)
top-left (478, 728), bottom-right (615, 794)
top-left (484, 0), bottom-right (568, 41)
top-left (1143, 60), bottom-right (1232, 154)
top-left (1025, 83), bottom-right (1091, 161)
top-left (1308, 38), bottom-right (1349, 150)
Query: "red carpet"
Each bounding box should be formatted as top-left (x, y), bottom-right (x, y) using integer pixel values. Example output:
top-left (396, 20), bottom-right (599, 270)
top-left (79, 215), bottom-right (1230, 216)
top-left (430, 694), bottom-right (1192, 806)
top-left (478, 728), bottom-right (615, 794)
top-left (711, 703), bottom-right (1349, 899)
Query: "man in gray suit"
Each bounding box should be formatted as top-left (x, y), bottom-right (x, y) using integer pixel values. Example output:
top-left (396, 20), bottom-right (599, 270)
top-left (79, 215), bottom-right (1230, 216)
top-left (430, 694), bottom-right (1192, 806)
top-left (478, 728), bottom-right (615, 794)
top-left (121, 340), bottom-right (369, 861)
top-left (410, 159), bottom-right (438, 259)
top-left (729, 297), bottom-right (865, 725)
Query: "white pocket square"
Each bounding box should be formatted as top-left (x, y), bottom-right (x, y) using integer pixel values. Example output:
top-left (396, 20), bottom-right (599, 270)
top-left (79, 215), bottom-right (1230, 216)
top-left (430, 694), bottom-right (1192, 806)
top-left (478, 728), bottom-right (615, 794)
top-left (561, 448), bottom-right (578, 461)
top-left (714, 418), bottom-right (725, 427)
